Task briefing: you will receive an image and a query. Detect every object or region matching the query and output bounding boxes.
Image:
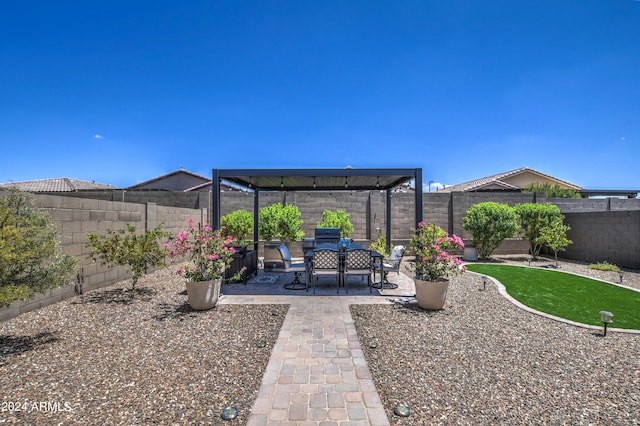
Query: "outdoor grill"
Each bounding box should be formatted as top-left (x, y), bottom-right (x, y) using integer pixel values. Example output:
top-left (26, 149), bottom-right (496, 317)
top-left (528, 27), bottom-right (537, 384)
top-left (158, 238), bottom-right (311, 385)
top-left (303, 238), bottom-right (316, 253)
top-left (314, 227), bottom-right (341, 246)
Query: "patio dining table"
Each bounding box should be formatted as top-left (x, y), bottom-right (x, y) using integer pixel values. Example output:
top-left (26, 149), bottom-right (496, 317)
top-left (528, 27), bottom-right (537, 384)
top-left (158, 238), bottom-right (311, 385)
top-left (304, 243), bottom-right (384, 292)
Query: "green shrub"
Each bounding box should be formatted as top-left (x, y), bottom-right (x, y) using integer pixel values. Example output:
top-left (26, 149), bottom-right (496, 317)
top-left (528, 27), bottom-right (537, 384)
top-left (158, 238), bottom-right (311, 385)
top-left (514, 203), bottom-right (562, 259)
top-left (221, 209), bottom-right (254, 243)
top-left (463, 202), bottom-right (519, 259)
top-left (369, 235), bottom-right (390, 258)
top-left (86, 223), bottom-right (170, 293)
top-left (317, 209), bottom-right (354, 238)
top-left (0, 187), bottom-right (77, 306)
top-left (588, 262), bottom-right (620, 272)
top-left (523, 183), bottom-right (581, 198)
top-left (258, 203), bottom-right (304, 242)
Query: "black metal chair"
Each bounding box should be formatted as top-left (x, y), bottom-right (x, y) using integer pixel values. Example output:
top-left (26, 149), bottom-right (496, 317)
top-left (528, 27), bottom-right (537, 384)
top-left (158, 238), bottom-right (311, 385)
top-left (344, 248), bottom-right (373, 293)
top-left (278, 244), bottom-right (307, 290)
top-left (311, 248), bottom-right (340, 294)
top-left (372, 245), bottom-right (405, 289)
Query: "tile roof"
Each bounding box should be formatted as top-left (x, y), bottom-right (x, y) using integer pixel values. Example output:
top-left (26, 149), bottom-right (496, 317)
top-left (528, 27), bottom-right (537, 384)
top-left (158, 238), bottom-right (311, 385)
top-left (0, 178), bottom-right (119, 192)
top-left (437, 167), bottom-right (583, 192)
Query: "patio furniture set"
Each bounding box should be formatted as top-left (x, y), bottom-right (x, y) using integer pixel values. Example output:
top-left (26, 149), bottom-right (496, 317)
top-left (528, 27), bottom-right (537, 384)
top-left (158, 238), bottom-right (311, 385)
top-left (278, 227), bottom-right (405, 293)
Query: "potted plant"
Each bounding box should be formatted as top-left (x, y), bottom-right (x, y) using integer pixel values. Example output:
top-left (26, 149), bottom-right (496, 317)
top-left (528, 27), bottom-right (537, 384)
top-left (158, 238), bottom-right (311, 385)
top-left (408, 222), bottom-right (466, 310)
top-left (167, 219), bottom-right (242, 310)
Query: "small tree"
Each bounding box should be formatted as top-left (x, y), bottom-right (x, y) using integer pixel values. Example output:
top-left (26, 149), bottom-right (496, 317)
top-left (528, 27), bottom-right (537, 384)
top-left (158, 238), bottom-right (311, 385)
top-left (220, 209), bottom-right (254, 244)
top-left (514, 203), bottom-right (562, 259)
top-left (540, 216), bottom-right (572, 267)
top-left (463, 202), bottom-right (519, 259)
top-left (0, 187), bottom-right (77, 306)
top-left (258, 203), bottom-right (304, 242)
top-left (86, 223), bottom-right (170, 293)
top-left (317, 209), bottom-right (354, 238)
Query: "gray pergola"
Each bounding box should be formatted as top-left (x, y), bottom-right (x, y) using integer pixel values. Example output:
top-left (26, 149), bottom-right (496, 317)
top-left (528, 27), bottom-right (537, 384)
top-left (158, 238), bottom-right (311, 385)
top-left (211, 168), bottom-right (423, 250)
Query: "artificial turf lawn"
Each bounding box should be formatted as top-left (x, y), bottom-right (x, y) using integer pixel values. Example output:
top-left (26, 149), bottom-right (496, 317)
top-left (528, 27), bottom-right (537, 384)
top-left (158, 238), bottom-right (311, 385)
top-left (466, 264), bottom-right (640, 329)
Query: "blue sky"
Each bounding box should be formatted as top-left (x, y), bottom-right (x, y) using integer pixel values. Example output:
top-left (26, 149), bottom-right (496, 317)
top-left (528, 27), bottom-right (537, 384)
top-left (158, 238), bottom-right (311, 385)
top-left (1, 1), bottom-right (639, 191)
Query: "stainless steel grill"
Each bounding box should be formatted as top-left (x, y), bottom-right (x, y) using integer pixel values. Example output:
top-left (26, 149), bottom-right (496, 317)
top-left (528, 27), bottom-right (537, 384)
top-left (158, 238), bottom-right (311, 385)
top-left (314, 228), bottom-right (340, 245)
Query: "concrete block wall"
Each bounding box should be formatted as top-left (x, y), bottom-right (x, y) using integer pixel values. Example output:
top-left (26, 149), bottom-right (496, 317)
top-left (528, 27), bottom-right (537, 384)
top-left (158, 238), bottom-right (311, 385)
top-left (1, 193), bottom-right (205, 321)
top-left (563, 211), bottom-right (640, 269)
top-left (42, 189), bottom-right (211, 210)
top-left (4, 189), bottom-right (640, 320)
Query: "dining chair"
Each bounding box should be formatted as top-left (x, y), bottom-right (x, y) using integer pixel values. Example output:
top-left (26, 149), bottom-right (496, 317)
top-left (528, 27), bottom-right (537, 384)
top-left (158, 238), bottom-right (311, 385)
top-left (278, 244), bottom-right (307, 290)
top-left (311, 248), bottom-right (340, 294)
top-left (344, 248), bottom-right (373, 293)
top-left (373, 245), bottom-right (405, 289)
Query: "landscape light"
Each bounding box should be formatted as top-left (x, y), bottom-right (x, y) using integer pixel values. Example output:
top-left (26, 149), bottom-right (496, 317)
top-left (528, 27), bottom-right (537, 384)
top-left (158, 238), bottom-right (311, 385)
top-left (599, 311), bottom-right (614, 337)
top-left (618, 270), bottom-right (624, 283)
top-left (221, 406), bottom-right (239, 420)
top-left (481, 275), bottom-right (488, 291)
top-left (394, 404), bottom-right (411, 417)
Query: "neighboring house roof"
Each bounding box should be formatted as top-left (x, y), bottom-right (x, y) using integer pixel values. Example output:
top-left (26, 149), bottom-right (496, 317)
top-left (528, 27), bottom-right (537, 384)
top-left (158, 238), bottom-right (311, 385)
top-left (0, 178), bottom-right (119, 192)
top-left (437, 167), bottom-right (583, 193)
top-left (128, 169), bottom-right (243, 192)
top-left (185, 181), bottom-right (242, 192)
top-left (127, 168), bottom-right (211, 191)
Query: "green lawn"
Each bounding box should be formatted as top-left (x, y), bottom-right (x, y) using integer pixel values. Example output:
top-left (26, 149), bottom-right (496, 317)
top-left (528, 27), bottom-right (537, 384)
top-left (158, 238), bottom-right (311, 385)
top-left (466, 264), bottom-right (640, 329)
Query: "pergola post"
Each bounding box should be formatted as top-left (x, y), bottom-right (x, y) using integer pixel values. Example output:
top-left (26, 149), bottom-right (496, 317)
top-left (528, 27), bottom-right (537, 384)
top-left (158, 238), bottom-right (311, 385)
top-left (254, 190), bottom-right (260, 251)
top-left (212, 169), bottom-right (221, 229)
top-left (386, 189), bottom-right (392, 252)
top-left (415, 167), bottom-right (423, 226)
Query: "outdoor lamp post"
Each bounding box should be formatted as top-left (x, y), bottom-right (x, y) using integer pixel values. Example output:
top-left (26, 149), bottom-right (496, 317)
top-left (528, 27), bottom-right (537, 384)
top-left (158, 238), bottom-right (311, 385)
top-left (618, 270), bottom-right (624, 283)
top-left (599, 311), bottom-right (614, 336)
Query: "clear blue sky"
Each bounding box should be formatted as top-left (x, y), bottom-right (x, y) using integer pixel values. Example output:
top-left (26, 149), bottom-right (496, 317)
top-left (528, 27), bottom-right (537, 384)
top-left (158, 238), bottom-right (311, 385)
top-left (1, 1), bottom-right (639, 190)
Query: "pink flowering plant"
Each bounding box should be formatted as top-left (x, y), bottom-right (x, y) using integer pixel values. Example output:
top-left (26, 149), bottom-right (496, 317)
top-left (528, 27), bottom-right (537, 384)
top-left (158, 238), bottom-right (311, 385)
top-left (408, 222), bottom-right (466, 281)
top-left (166, 220), bottom-right (242, 282)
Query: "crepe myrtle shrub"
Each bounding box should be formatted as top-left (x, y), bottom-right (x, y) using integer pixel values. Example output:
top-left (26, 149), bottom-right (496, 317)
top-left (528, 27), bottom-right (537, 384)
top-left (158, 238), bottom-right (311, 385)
top-left (85, 223), bottom-right (170, 293)
top-left (408, 222), bottom-right (466, 281)
top-left (258, 203), bottom-right (304, 242)
top-left (317, 209), bottom-right (354, 239)
top-left (220, 209), bottom-right (254, 245)
top-left (0, 187), bottom-right (77, 306)
top-left (463, 201), bottom-right (519, 259)
top-left (539, 216), bottom-right (573, 267)
top-left (513, 203), bottom-right (563, 259)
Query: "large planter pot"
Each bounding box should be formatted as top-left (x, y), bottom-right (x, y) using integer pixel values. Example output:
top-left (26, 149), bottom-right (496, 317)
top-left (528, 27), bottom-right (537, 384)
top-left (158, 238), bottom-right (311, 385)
top-left (185, 279), bottom-right (221, 310)
top-left (414, 278), bottom-right (449, 310)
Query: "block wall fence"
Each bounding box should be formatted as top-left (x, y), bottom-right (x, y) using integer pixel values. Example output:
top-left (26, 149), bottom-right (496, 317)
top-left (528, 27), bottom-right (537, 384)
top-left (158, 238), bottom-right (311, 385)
top-left (0, 193), bottom-right (205, 321)
top-left (2, 189), bottom-right (639, 321)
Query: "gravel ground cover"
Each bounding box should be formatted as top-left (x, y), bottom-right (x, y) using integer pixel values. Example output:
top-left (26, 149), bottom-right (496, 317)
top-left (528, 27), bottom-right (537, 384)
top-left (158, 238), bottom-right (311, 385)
top-left (351, 256), bottom-right (640, 426)
top-left (0, 268), bottom-right (288, 425)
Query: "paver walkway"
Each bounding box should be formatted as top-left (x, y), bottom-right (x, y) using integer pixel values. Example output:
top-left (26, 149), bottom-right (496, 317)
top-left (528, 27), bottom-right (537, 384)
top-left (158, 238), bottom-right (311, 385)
top-left (219, 273), bottom-right (415, 425)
